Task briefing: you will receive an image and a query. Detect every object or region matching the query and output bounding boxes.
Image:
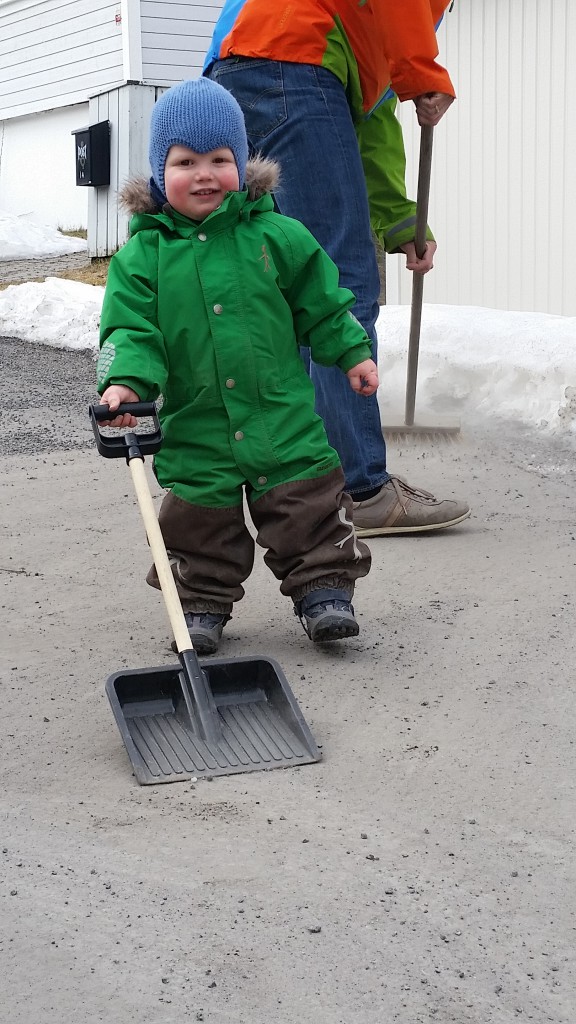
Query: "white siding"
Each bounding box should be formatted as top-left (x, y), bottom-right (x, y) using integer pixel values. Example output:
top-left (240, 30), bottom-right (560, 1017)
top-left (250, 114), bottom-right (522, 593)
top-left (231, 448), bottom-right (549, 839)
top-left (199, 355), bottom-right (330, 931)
top-left (87, 83), bottom-right (164, 255)
top-left (388, 0), bottom-right (576, 315)
top-left (0, 0), bottom-right (124, 118)
top-left (140, 0), bottom-right (221, 83)
top-left (0, 0), bottom-right (574, 316)
top-left (0, 105), bottom-right (89, 229)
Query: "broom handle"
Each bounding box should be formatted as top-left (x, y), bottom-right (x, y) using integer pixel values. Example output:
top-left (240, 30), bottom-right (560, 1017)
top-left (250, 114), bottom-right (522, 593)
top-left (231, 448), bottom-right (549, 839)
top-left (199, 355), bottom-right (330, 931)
top-left (128, 457), bottom-right (193, 654)
top-left (404, 124), bottom-right (434, 427)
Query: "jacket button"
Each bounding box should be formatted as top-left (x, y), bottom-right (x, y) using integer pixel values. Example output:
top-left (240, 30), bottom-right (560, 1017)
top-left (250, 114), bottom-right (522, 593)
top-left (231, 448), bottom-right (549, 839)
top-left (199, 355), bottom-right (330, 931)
top-left (213, 303), bottom-right (223, 314)
top-left (225, 378), bottom-right (235, 389)
top-left (234, 430), bottom-right (244, 441)
top-left (257, 476), bottom-right (268, 485)
top-left (197, 232), bottom-right (207, 241)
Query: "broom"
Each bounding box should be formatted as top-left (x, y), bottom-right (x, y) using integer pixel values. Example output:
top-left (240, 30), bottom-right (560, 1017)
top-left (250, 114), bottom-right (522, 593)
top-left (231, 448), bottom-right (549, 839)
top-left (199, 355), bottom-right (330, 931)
top-left (382, 124), bottom-right (460, 438)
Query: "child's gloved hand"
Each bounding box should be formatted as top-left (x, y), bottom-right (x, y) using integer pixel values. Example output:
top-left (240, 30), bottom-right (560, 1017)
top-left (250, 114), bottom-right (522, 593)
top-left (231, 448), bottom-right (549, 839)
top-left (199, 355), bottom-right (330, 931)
top-left (346, 359), bottom-right (379, 396)
top-left (99, 384), bottom-right (141, 427)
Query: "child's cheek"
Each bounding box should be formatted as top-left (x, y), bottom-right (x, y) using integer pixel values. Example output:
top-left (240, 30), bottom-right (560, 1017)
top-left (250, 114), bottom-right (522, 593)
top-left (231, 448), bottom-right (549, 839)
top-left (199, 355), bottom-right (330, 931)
top-left (166, 175), bottom-right (186, 205)
top-left (223, 168), bottom-right (241, 192)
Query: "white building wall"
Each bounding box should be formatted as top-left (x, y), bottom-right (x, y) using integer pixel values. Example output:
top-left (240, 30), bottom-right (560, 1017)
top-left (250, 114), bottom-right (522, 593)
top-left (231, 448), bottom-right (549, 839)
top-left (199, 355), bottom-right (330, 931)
top-left (0, 105), bottom-right (89, 230)
top-left (388, 0), bottom-right (576, 316)
top-left (0, 0), bottom-right (124, 119)
top-left (87, 83), bottom-right (164, 255)
top-left (0, 0), bottom-right (574, 315)
top-left (0, 0), bottom-right (221, 230)
top-left (140, 0), bottom-right (221, 83)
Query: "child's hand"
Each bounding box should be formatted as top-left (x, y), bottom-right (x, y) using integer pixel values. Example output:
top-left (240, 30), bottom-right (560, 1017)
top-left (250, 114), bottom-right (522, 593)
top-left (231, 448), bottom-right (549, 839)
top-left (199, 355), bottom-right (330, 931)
top-left (99, 385), bottom-right (141, 427)
top-left (346, 359), bottom-right (379, 396)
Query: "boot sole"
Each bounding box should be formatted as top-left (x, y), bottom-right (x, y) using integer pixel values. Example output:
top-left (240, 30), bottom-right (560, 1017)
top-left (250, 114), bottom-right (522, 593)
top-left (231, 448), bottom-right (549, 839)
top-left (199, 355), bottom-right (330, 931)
top-left (170, 634), bottom-right (220, 656)
top-left (354, 509), bottom-right (471, 537)
top-left (307, 614), bottom-right (360, 643)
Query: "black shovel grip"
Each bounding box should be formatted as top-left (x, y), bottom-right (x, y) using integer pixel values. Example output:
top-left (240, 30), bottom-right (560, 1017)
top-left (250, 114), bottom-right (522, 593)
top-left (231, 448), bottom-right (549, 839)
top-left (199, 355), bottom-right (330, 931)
top-left (92, 401), bottom-right (158, 421)
top-left (89, 401), bottom-right (163, 459)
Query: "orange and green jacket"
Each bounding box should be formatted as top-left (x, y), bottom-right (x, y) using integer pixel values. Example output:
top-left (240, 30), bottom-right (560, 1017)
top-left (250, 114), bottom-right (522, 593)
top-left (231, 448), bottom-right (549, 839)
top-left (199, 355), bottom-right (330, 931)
top-left (204, 0), bottom-right (455, 252)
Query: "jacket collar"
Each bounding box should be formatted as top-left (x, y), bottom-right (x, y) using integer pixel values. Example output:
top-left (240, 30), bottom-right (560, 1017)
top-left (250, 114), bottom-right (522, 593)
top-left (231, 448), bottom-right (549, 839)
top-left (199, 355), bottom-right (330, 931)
top-left (130, 187), bottom-right (274, 239)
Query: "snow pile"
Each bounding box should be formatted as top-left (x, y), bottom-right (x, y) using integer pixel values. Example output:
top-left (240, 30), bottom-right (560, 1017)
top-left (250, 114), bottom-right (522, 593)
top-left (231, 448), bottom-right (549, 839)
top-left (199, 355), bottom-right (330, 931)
top-left (0, 210), bottom-right (88, 259)
top-left (376, 304), bottom-right (576, 433)
top-left (0, 269), bottom-right (575, 433)
top-left (0, 277), bottom-right (103, 350)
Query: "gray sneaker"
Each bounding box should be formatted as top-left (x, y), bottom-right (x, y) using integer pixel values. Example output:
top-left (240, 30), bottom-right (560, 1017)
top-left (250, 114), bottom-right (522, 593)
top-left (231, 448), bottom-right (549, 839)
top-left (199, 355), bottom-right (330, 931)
top-left (352, 476), bottom-right (471, 537)
top-left (171, 612), bottom-right (230, 655)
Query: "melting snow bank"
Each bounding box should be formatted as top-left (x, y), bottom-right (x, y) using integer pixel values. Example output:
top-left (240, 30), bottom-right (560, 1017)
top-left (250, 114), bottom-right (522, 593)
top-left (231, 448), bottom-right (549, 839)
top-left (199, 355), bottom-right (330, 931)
top-left (0, 210), bottom-right (88, 259)
top-left (376, 304), bottom-right (576, 434)
top-left (0, 278), bottom-right (574, 435)
top-left (0, 277), bottom-right (103, 351)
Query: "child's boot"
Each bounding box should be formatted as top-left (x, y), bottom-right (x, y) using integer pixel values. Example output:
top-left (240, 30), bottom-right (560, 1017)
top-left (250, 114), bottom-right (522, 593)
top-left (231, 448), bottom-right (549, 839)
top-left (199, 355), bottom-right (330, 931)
top-left (171, 612), bottom-right (230, 655)
top-left (294, 588), bottom-right (359, 643)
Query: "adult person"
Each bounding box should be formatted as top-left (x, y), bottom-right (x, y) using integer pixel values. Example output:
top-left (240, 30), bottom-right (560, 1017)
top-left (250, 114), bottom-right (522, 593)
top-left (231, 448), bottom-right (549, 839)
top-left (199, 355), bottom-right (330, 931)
top-left (204, 0), bottom-right (470, 537)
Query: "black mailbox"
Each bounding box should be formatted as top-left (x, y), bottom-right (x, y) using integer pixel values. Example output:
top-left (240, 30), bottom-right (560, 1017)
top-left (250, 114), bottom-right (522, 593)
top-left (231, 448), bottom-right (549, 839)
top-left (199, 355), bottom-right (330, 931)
top-left (72, 120), bottom-right (111, 187)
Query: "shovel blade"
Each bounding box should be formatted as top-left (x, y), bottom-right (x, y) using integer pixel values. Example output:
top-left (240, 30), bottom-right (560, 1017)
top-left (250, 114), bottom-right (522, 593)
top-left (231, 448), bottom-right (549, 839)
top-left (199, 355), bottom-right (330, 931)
top-left (105, 655), bottom-right (322, 784)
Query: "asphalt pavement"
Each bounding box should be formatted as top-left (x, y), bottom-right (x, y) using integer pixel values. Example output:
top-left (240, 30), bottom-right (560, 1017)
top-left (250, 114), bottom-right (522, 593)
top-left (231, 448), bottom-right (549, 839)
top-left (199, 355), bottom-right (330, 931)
top-left (1, 333), bottom-right (575, 1024)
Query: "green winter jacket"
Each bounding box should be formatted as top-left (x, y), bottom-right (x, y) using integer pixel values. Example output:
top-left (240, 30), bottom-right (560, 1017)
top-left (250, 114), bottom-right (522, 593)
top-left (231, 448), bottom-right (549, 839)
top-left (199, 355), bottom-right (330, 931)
top-left (97, 157), bottom-right (373, 508)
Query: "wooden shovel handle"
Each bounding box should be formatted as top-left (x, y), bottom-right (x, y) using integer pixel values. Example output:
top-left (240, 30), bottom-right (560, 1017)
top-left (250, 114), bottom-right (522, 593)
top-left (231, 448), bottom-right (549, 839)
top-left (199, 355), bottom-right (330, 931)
top-left (128, 457), bottom-right (192, 654)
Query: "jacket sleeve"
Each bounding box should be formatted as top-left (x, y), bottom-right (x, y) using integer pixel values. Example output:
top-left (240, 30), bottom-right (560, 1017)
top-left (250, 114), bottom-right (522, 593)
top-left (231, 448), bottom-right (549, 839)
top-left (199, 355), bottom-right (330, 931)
top-left (356, 96), bottom-right (435, 253)
top-left (381, 0), bottom-right (455, 101)
top-left (275, 221), bottom-right (373, 372)
top-left (96, 240), bottom-right (169, 402)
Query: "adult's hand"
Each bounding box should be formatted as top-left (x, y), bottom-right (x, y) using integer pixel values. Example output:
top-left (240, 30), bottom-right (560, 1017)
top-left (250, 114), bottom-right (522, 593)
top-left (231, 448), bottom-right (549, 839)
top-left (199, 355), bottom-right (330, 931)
top-left (414, 92), bottom-right (454, 126)
top-left (400, 240), bottom-right (437, 274)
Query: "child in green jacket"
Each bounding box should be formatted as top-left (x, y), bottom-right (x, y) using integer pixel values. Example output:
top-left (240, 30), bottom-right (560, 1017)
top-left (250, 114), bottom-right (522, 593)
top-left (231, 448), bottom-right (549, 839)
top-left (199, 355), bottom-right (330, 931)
top-left (98, 77), bottom-right (378, 653)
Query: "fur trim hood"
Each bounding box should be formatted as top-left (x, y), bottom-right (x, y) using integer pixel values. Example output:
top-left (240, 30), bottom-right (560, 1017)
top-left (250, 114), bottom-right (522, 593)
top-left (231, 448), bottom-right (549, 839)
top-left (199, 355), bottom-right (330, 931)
top-left (119, 154), bottom-right (280, 216)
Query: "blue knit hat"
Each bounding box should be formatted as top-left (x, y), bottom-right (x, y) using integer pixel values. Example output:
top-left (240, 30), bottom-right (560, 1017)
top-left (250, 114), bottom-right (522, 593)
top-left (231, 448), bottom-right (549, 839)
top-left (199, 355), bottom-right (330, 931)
top-left (149, 77), bottom-right (249, 202)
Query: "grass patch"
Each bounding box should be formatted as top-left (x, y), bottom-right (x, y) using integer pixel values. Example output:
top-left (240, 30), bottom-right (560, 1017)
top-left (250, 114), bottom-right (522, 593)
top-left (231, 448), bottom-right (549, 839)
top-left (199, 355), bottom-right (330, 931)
top-left (0, 257), bottom-right (111, 291)
top-left (59, 228), bottom-right (88, 240)
top-left (58, 258), bottom-right (111, 287)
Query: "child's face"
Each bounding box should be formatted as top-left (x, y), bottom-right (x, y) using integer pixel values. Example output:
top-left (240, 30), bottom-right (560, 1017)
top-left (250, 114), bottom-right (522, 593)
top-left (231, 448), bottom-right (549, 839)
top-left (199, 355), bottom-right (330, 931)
top-left (164, 145), bottom-right (240, 220)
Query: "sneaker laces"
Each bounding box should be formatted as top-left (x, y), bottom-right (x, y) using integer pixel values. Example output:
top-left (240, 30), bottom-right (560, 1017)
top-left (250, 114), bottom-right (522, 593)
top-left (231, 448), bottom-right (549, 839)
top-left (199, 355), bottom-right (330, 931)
top-left (388, 475), bottom-right (436, 511)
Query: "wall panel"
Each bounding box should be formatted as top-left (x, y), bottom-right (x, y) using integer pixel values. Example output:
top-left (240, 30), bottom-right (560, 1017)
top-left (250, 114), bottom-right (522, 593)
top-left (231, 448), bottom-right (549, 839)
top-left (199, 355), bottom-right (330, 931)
top-left (0, 0), bottom-right (124, 118)
top-left (140, 0), bottom-right (221, 83)
top-left (389, 0), bottom-right (575, 315)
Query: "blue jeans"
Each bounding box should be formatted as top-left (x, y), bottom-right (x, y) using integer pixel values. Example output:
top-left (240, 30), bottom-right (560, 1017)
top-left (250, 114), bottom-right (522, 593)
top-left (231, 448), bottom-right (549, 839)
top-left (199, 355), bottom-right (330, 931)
top-left (208, 59), bottom-right (389, 495)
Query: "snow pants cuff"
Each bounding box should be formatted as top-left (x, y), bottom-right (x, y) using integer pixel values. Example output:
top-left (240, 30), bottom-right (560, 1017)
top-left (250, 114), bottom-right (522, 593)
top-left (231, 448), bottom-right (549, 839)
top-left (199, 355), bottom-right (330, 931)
top-left (249, 467), bottom-right (371, 601)
top-left (145, 468), bottom-right (370, 611)
top-left (145, 491), bottom-right (254, 613)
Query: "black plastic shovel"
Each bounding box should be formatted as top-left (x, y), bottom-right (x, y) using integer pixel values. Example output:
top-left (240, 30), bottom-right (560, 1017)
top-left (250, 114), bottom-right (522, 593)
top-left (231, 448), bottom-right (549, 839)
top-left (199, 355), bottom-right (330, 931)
top-left (89, 402), bottom-right (322, 785)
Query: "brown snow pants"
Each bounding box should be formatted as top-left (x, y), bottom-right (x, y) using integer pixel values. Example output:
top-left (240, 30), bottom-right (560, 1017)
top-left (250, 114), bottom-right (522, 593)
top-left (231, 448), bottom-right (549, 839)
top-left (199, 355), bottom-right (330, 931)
top-left (146, 467), bottom-right (371, 613)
